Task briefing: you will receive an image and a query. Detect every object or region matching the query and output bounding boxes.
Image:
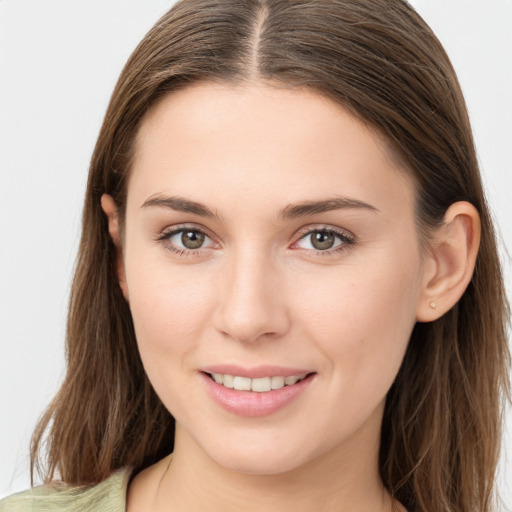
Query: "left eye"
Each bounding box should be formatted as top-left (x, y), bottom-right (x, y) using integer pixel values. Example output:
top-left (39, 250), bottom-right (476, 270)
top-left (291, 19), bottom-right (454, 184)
top-left (295, 229), bottom-right (350, 251)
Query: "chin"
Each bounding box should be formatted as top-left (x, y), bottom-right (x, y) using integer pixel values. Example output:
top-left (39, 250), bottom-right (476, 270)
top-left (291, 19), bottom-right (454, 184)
top-left (196, 429), bottom-right (318, 476)
top-left (214, 449), bottom-right (307, 476)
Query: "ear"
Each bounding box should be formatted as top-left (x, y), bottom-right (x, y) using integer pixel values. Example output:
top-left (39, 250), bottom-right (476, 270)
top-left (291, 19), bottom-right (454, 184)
top-left (100, 194), bottom-right (129, 301)
top-left (416, 201), bottom-right (481, 322)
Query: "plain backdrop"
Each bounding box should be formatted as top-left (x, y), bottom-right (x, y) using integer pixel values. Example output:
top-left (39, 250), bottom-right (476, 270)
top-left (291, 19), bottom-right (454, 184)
top-left (1, 0), bottom-right (511, 506)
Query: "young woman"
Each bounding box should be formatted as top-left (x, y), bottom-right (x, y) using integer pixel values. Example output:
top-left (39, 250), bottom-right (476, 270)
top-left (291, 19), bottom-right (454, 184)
top-left (1, 1), bottom-right (509, 511)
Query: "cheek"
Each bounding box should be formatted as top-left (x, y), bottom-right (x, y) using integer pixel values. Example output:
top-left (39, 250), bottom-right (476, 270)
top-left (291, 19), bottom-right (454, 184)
top-left (123, 248), bottom-right (216, 364)
top-left (292, 250), bottom-right (421, 394)
top-left (124, 259), bottom-right (221, 417)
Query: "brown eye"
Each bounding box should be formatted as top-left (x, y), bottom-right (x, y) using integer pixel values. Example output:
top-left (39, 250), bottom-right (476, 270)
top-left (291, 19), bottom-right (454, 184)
top-left (310, 231), bottom-right (335, 250)
top-left (181, 230), bottom-right (205, 249)
top-left (162, 227), bottom-right (215, 253)
top-left (295, 228), bottom-right (353, 253)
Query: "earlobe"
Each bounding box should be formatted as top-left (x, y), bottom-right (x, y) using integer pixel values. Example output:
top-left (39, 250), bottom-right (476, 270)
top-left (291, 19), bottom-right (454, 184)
top-left (416, 201), bottom-right (481, 322)
top-left (100, 194), bottom-right (129, 301)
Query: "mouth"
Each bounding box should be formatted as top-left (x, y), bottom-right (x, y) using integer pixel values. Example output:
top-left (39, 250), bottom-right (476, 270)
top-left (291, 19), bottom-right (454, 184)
top-left (200, 368), bottom-right (316, 417)
top-left (203, 372), bottom-right (314, 392)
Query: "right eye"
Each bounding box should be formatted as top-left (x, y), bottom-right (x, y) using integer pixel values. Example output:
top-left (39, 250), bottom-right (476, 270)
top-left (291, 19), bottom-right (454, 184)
top-left (158, 226), bottom-right (217, 254)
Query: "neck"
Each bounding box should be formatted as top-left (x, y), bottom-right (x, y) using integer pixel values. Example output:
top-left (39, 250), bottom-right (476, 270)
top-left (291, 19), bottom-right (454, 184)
top-left (136, 419), bottom-right (399, 512)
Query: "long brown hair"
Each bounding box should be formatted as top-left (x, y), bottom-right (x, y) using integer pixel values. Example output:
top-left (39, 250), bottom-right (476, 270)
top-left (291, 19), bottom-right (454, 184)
top-left (31, 1), bottom-right (510, 510)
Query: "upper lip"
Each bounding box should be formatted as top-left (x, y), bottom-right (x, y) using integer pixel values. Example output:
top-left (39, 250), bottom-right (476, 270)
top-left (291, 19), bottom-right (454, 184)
top-left (201, 364), bottom-right (315, 379)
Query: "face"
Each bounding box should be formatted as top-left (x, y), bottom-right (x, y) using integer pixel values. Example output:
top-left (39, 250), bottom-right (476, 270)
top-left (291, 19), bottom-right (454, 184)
top-left (116, 82), bottom-right (427, 475)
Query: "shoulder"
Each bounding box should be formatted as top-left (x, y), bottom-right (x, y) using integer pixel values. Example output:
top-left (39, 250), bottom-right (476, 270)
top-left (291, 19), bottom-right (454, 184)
top-left (0, 468), bottom-right (131, 512)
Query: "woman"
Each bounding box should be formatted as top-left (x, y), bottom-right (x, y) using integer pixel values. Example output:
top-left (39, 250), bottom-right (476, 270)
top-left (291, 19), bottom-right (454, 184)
top-left (1, 0), bottom-right (509, 511)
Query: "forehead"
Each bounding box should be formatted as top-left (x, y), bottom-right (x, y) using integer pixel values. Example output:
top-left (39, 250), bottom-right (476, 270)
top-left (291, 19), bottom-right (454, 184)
top-left (129, 81), bottom-right (415, 216)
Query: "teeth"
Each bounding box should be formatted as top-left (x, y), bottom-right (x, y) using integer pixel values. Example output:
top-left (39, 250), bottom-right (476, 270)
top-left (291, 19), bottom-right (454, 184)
top-left (271, 376), bottom-right (285, 389)
top-left (210, 373), bottom-right (307, 392)
top-left (223, 374), bottom-right (234, 388)
top-left (233, 376), bottom-right (251, 391)
top-left (251, 377), bottom-right (271, 392)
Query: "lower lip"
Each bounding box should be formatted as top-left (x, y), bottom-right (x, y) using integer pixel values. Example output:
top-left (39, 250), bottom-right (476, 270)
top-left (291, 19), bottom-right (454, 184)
top-left (200, 372), bottom-right (315, 417)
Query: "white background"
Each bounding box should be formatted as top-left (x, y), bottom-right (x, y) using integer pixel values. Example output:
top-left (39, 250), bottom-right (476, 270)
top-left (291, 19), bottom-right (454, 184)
top-left (0, 0), bottom-right (511, 506)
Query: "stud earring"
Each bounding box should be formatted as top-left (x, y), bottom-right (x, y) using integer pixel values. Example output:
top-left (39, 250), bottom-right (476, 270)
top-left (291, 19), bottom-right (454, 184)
top-left (429, 301), bottom-right (437, 309)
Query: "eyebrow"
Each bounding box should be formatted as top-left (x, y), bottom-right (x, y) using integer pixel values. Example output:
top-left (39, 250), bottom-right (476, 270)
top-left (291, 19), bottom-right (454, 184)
top-left (140, 194), bottom-right (378, 219)
top-left (279, 197), bottom-right (379, 219)
top-left (141, 195), bottom-right (217, 217)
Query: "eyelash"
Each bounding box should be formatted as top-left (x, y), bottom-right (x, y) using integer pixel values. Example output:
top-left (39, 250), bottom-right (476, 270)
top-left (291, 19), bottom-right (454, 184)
top-left (292, 226), bottom-right (356, 256)
top-left (156, 224), bottom-right (356, 257)
top-left (156, 224), bottom-right (216, 257)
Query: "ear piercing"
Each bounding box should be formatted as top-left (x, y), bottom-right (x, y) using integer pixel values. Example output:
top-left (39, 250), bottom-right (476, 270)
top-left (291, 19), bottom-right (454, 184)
top-left (429, 301), bottom-right (437, 309)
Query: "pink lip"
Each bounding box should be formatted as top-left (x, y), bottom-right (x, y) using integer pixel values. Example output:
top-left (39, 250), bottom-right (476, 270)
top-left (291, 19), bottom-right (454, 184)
top-left (200, 370), bottom-right (315, 418)
top-left (201, 364), bottom-right (313, 379)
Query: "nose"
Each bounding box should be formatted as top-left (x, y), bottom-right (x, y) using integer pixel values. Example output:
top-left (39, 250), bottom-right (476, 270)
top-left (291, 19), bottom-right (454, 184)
top-left (212, 246), bottom-right (290, 344)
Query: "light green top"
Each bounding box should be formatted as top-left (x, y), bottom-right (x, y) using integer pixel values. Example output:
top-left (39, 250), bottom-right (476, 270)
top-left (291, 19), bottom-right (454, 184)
top-left (0, 468), bottom-right (131, 512)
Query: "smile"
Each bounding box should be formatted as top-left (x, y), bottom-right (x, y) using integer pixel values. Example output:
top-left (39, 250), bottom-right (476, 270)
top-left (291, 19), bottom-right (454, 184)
top-left (202, 370), bottom-right (316, 417)
top-left (208, 373), bottom-right (308, 392)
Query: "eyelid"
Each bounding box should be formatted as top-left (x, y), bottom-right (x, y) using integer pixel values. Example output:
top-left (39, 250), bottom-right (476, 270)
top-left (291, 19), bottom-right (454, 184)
top-left (156, 223), bottom-right (219, 253)
top-left (293, 224), bottom-right (355, 241)
top-left (291, 224), bottom-right (356, 253)
top-left (159, 222), bottom-right (216, 239)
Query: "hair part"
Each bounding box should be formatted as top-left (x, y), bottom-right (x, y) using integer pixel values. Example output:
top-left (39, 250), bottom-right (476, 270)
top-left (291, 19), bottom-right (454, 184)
top-left (31, 2), bottom-right (510, 511)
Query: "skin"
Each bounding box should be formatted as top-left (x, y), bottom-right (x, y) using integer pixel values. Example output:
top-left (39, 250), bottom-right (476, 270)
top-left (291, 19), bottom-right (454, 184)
top-left (102, 82), bottom-right (480, 512)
